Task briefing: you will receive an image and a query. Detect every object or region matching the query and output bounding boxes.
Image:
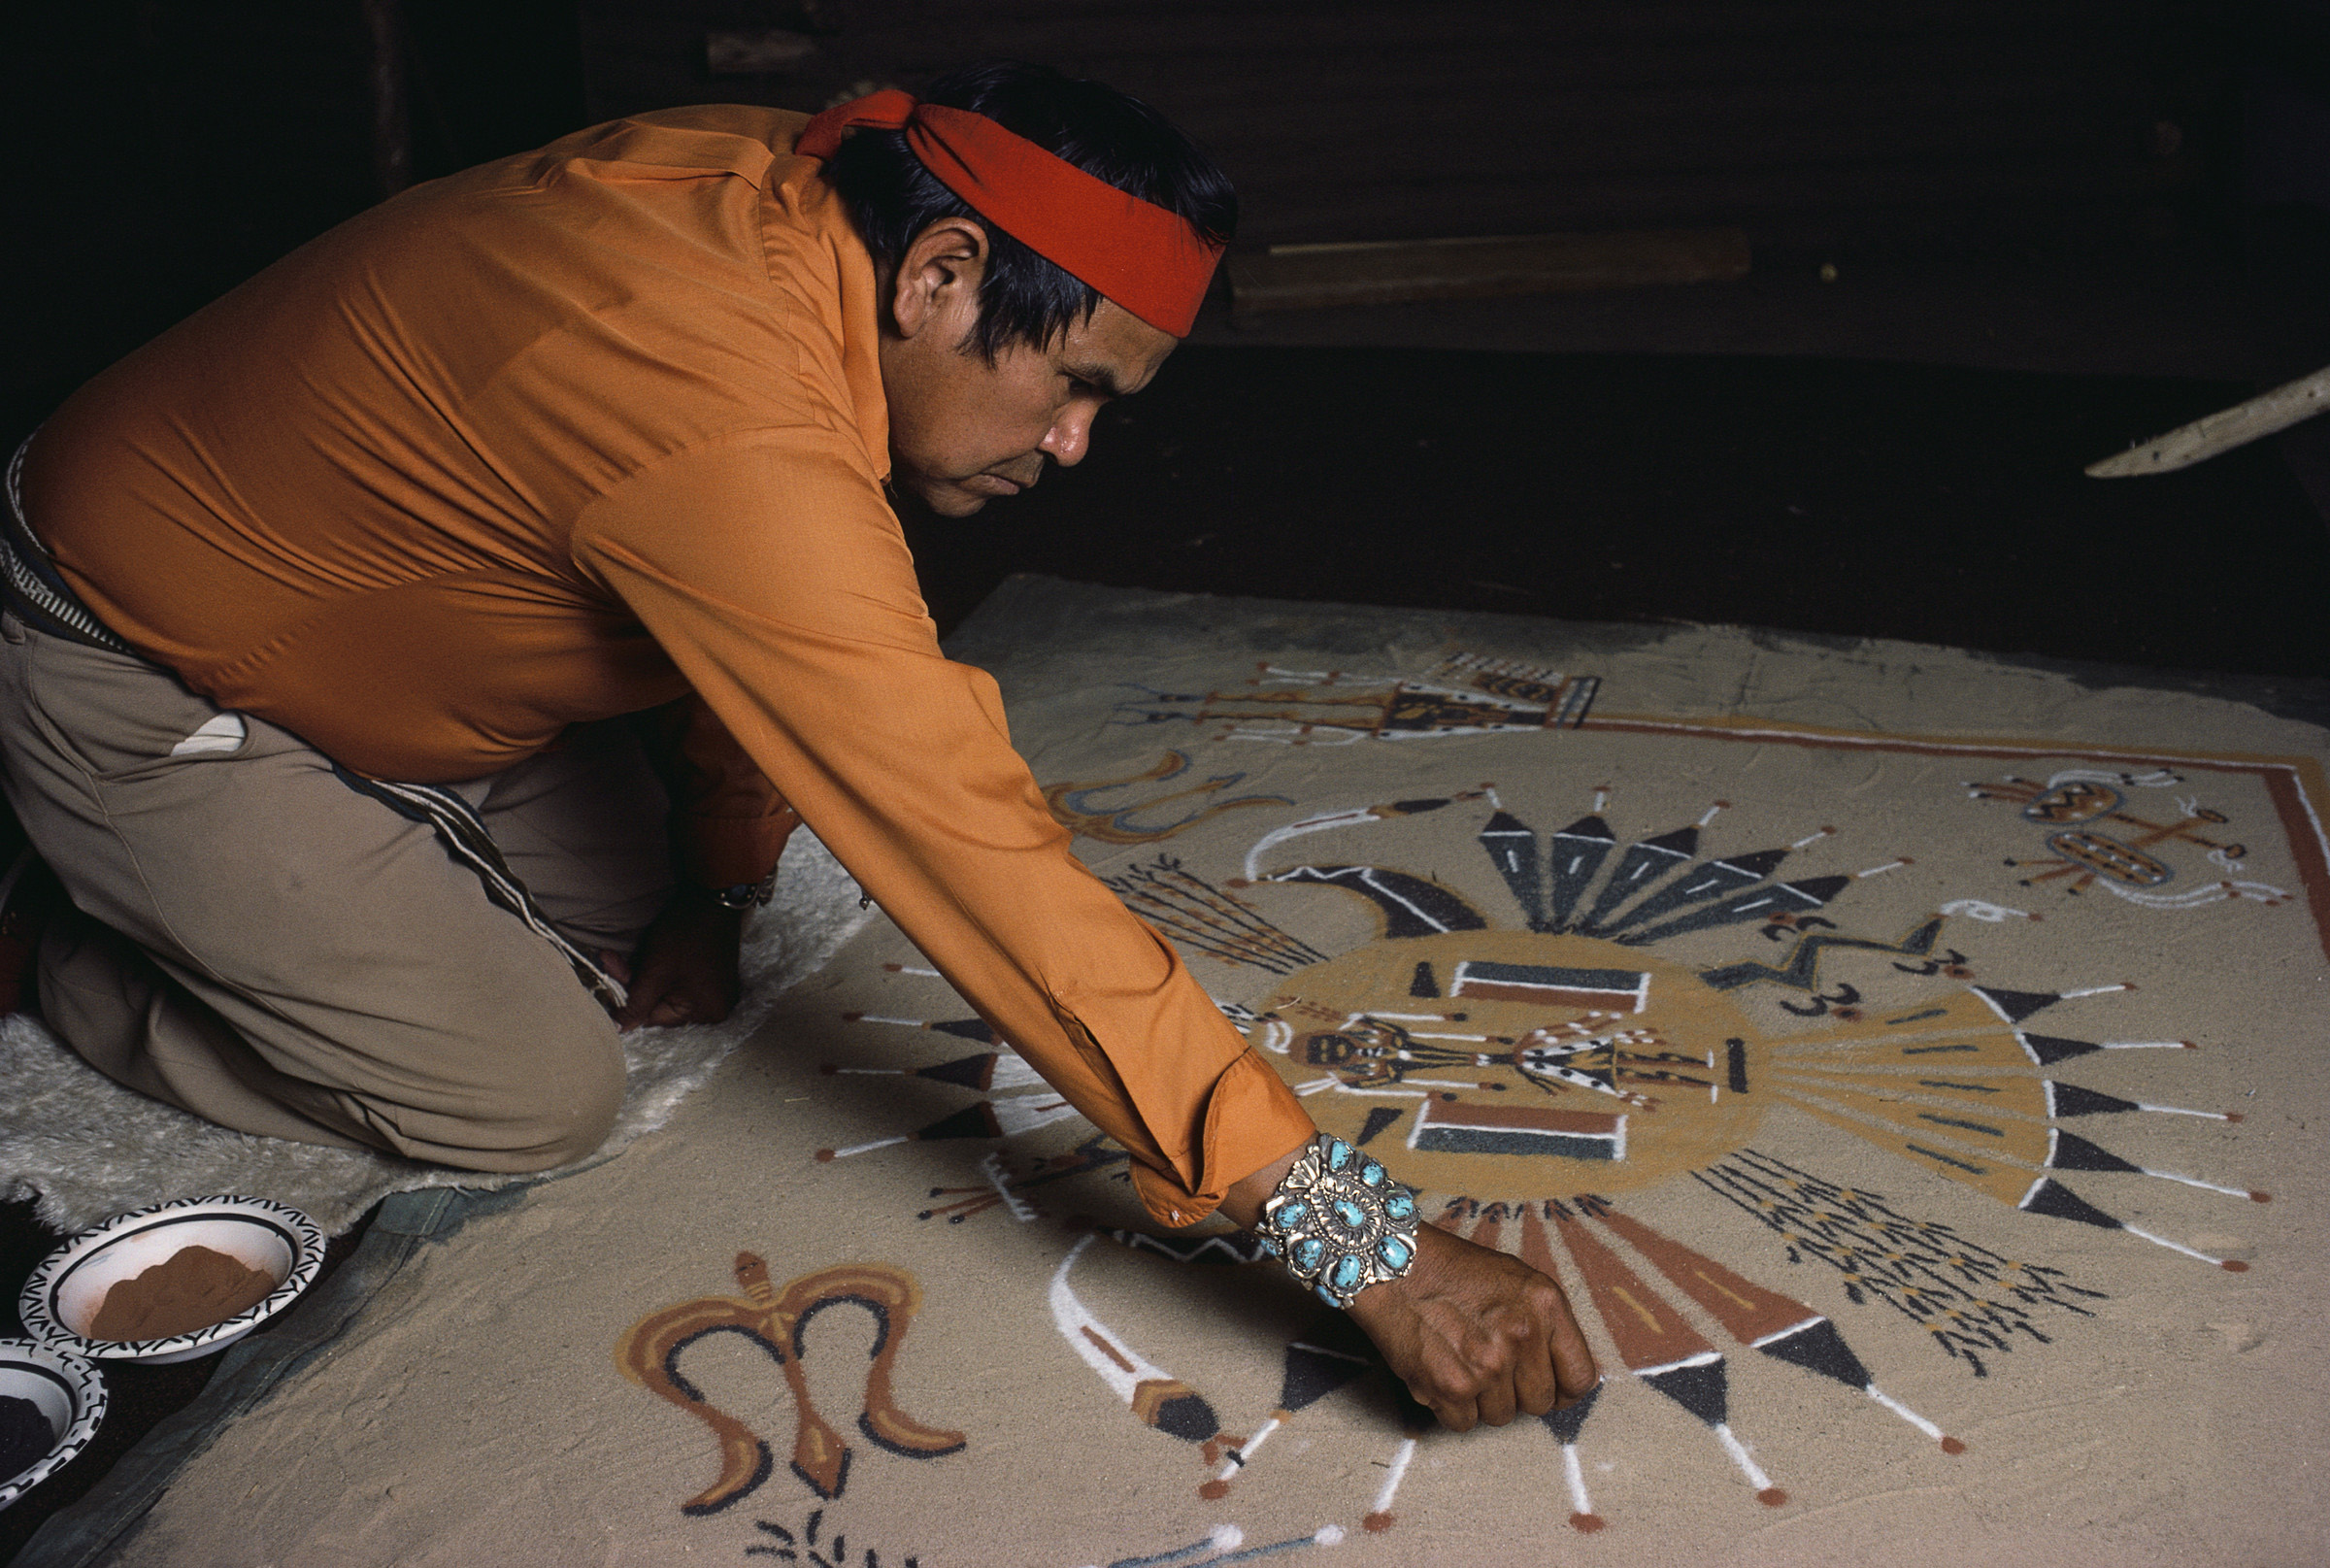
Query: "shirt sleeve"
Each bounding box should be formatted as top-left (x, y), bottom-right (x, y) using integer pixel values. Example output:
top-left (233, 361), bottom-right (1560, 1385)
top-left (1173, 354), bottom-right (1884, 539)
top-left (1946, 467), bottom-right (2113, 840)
top-left (572, 432), bottom-right (1316, 1223)
top-left (654, 691), bottom-right (803, 888)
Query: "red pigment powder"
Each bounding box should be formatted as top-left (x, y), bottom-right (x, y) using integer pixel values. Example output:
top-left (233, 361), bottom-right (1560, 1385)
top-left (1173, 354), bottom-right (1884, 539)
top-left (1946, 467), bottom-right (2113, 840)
top-left (87, 1245), bottom-right (280, 1341)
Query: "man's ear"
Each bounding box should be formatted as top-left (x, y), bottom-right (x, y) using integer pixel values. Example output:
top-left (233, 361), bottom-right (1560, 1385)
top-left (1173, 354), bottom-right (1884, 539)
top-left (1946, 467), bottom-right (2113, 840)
top-left (888, 217), bottom-right (990, 340)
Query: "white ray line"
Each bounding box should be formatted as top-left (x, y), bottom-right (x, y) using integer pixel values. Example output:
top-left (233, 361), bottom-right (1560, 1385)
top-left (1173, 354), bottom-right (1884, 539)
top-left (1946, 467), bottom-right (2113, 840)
top-left (2141, 1167), bottom-right (2257, 1199)
top-left (1712, 1422), bottom-right (1774, 1491)
top-left (824, 1134), bottom-right (908, 1158)
top-left (1215, 1415), bottom-right (1282, 1482)
top-left (1865, 1385), bottom-right (1945, 1442)
top-left (1748, 1318), bottom-right (1826, 1350)
top-left (1371, 1437), bottom-right (1417, 1518)
top-left (2061, 983), bottom-right (2134, 999)
top-left (1560, 1444), bottom-right (1595, 1519)
top-left (2122, 1224), bottom-right (2237, 1266)
top-left (1637, 1349), bottom-right (1721, 1378)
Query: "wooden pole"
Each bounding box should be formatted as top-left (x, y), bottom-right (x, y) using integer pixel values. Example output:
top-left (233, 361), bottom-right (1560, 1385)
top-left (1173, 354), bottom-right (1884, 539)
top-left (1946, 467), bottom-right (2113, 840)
top-left (362, 0), bottom-right (412, 199)
top-left (1227, 229), bottom-right (1751, 319)
top-left (2086, 365), bottom-right (2330, 478)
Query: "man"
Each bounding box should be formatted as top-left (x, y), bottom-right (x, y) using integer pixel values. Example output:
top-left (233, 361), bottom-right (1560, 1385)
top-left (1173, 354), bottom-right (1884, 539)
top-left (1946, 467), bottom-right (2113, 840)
top-left (0, 61), bottom-right (1595, 1429)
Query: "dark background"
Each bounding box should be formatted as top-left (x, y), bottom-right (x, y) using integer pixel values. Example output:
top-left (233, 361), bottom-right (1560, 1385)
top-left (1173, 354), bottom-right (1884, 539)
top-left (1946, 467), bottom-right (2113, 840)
top-left (3, 1), bottom-right (2328, 679)
top-left (0, 5), bottom-right (2326, 1547)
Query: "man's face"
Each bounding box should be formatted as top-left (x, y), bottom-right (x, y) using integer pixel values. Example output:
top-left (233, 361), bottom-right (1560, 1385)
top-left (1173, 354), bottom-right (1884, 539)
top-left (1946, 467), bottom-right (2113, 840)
top-left (878, 221), bottom-right (1181, 517)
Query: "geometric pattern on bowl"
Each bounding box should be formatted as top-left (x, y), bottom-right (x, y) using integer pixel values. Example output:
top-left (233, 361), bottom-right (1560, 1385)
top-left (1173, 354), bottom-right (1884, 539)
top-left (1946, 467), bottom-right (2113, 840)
top-left (0, 1338), bottom-right (108, 1510)
top-left (18, 1196), bottom-right (324, 1365)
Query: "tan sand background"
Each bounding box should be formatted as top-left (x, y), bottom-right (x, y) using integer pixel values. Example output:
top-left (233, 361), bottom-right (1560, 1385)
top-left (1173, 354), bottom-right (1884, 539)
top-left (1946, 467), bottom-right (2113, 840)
top-left (99, 580), bottom-right (2330, 1567)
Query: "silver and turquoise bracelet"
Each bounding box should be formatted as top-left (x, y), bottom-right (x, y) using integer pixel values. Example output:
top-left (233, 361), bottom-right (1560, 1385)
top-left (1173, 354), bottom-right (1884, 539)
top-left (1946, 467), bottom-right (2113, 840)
top-left (1256, 1133), bottom-right (1421, 1309)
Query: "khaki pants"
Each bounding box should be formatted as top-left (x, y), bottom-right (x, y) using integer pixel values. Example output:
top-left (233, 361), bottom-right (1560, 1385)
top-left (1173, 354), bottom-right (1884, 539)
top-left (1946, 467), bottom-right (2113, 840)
top-left (0, 609), bottom-right (673, 1172)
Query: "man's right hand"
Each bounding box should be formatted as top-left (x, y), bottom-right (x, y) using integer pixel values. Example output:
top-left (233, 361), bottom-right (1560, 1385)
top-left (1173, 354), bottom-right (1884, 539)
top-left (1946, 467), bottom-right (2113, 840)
top-left (1342, 1219), bottom-right (1599, 1431)
top-left (608, 887), bottom-right (745, 1031)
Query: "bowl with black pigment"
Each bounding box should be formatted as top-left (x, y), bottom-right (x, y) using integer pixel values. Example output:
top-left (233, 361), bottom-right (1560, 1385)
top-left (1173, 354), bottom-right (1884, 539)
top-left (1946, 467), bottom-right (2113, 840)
top-left (18, 1196), bottom-right (324, 1365)
top-left (0, 1339), bottom-right (106, 1510)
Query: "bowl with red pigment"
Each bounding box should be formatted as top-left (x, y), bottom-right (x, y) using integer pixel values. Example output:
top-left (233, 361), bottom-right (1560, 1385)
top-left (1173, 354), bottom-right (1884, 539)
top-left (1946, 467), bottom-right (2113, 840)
top-left (0, 1339), bottom-right (107, 1510)
top-left (18, 1196), bottom-right (324, 1366)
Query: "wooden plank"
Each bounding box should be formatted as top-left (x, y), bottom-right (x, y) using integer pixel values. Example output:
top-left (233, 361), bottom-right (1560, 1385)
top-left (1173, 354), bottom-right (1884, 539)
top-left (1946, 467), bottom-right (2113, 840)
top-left (2086, 366), bottom-right (2330, 477)
top-left (1227, 229), bottom-right (1751, 316)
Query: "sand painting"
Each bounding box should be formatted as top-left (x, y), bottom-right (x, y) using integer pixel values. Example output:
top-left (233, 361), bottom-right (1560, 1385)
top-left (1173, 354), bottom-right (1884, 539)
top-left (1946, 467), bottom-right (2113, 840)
top-left (667, 654), bottom-right (2314, 1564)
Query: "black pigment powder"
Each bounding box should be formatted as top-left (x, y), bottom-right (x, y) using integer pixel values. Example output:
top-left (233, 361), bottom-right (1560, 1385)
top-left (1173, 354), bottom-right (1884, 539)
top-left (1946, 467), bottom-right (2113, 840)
top-left (0, 1393), bottom-right (56, 1482)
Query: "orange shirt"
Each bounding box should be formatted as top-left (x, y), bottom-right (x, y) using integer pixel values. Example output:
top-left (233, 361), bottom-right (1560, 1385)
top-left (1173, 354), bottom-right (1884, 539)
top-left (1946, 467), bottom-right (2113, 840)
top-left (23, 106), bottom-right (1314, 1222)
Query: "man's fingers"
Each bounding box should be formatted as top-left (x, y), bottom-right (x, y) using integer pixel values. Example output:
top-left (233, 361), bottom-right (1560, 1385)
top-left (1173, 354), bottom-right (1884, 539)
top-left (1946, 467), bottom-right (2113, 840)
top-left (1512, 1329), bottom-right (1560, 1418)
top-left (1431, 1392), bottom-right (1480, 1433)
top-left (1548, 1307), bottom-right (1600, 1401)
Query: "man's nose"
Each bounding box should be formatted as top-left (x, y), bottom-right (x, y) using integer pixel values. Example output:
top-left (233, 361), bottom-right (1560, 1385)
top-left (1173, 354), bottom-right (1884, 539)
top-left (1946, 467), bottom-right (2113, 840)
top-left (1041, 405), bottom-right (1095, 467)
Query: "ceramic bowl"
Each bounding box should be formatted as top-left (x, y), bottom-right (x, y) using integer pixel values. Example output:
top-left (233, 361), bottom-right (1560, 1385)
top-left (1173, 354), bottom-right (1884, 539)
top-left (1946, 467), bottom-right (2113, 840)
top-left (0, 1339), bottom-right (106, 1510)
top-left (19, 1196), bottom-right (324, 1365)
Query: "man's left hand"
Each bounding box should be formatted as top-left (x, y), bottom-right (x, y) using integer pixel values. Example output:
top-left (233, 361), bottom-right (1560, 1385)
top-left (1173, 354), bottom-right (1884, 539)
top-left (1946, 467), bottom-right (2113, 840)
top-left (608, 889), bottom-right (745, 1030)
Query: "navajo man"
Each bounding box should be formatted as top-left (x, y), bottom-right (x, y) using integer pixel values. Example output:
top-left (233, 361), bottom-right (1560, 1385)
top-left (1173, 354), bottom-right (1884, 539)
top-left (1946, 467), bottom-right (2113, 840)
top-left (0, 62), bottom-right (1595, 1428)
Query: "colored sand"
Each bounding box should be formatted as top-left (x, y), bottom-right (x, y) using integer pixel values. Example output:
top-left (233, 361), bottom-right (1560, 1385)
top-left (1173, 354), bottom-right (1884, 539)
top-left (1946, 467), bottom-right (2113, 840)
top-left (87, 1244), bottom-right (280, 1342)
top-left (0, 1393), bottom-right (55, 1482)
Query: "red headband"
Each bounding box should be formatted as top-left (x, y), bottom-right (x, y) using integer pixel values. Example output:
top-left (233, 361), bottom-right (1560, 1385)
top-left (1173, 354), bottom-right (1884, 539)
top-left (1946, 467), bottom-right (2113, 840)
top-left (796, 89), bottom-right (1222, 337)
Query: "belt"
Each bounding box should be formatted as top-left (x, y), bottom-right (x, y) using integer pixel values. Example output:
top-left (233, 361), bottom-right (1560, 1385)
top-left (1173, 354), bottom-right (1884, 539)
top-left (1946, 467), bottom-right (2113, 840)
top-left (2, 436), bottom-right (136, 655)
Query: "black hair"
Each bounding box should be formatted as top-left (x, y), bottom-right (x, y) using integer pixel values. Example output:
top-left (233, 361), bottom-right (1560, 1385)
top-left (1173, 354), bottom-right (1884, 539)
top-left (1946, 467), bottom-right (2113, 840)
top-left (823, 60), bottom-right (1237, 359)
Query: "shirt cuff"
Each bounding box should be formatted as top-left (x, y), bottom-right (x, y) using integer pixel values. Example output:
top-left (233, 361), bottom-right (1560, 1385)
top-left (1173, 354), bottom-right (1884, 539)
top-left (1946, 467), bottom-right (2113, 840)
top-left (681, 807), bottom-right (800, 891)
top-left (1127, 1049), bottom-right (1318, 1228)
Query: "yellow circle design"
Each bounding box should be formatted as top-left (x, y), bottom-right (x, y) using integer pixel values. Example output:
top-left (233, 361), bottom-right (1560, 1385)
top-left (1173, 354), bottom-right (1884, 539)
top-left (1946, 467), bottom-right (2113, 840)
top-left (1252, 931), bottom-right (1775, 1199)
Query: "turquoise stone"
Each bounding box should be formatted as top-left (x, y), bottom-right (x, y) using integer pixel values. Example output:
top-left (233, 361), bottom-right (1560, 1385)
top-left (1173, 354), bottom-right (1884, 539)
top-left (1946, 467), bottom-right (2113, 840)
top-left (1330, 1254), bottom-right (1365, 1292)
top-left (1315, 1284), bottom-right (1341, 1307)
top-left (1292, 1237), bottom-right (1324, 1271)
top-left (1325, 1139), bottom-right (1352, 1171)
top-left (1378, 1236), bottom-right (1412, 1271)
top-left (1332, 1198), bottom-right (1367, 1231)
top-left (1384, 1191), bottom-right (1415, 1221)
top-left (1359, 1160), bottom-right (1385, 1186)
top-left (1274, 1199), bottom-right (1309, 1231)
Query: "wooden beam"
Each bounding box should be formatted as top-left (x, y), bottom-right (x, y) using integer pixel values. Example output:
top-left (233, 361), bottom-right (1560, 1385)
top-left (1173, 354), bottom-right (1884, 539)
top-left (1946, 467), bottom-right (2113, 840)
top-left (361, 0), bottom-right (411, 199)
top-left (2086, 366), bottom-right (2330, 477)
top-left (1227, 229), bottom-right (1750, 317)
